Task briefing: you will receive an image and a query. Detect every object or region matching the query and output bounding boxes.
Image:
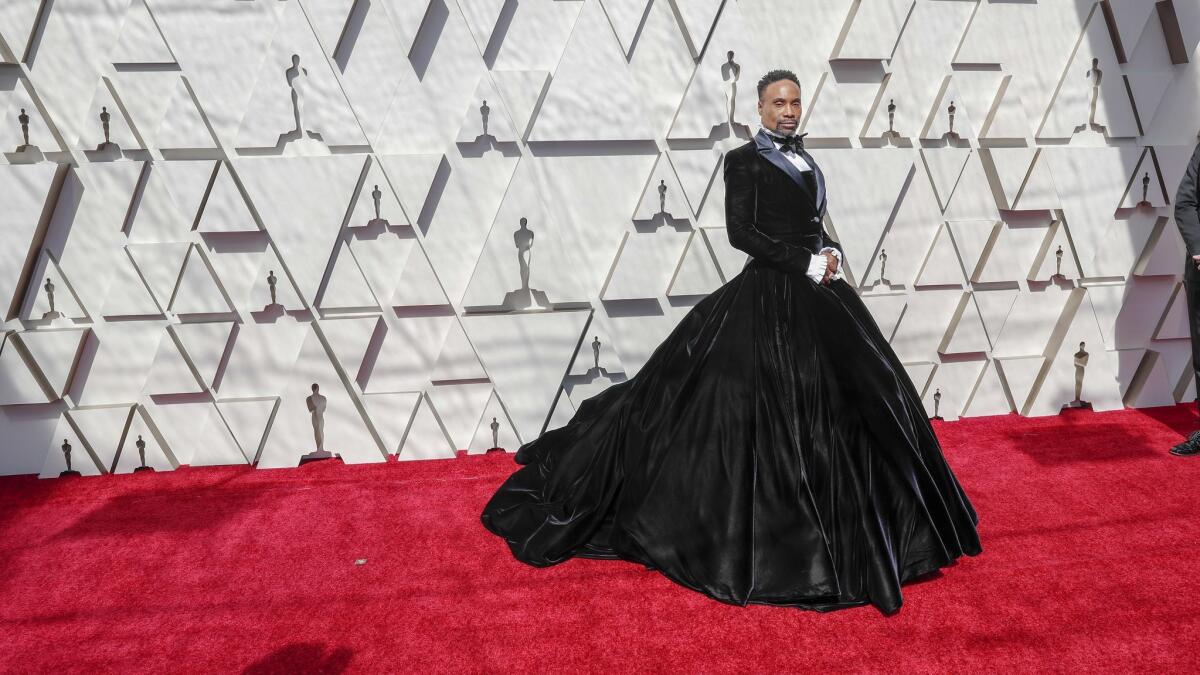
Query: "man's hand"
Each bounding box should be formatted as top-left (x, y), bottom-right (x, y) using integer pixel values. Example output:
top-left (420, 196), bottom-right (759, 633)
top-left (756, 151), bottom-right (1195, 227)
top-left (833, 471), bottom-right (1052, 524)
top-left (821, 250), bottom-right (839, 283)
top-left (1193, 253), bottom-right (1200, 270)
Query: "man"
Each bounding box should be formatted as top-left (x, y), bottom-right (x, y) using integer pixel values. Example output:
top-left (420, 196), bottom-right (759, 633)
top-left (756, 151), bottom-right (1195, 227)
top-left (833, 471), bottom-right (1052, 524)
top-left (724, 68), bottom-right (844, 285)
top-left (480, 68), bottom-right (981, 615)
top-left (1172, 139), bottom-right (1200, 456)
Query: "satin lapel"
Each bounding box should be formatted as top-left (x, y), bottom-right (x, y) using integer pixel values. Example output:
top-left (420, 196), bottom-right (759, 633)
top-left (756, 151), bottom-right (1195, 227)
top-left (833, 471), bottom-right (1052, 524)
top-left (753, 129), bottom-right (815, 202)
top-left (799, 147), bottom-right (826, 217)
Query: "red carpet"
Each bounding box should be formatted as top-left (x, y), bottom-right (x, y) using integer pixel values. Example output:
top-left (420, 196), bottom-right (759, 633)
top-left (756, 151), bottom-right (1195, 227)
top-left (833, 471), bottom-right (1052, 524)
top-left (2, 404), bottom-right (1200, 673)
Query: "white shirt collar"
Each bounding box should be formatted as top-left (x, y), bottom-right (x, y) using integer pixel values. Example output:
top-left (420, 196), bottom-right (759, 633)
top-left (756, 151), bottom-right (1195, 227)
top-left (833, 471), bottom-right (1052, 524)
top-left (758, 125), bottom-right (811, 155)
top-left (758, 124), bottom-right (796, 142)
top-left (758, 125), bottom-right (787, 142)
top-left (758, 124), bottom-right (814, 172)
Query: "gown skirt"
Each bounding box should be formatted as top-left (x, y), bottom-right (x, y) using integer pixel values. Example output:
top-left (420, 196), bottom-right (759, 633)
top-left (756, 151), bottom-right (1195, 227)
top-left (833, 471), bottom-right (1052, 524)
top-left (480, 252), bottom-right (982, 615)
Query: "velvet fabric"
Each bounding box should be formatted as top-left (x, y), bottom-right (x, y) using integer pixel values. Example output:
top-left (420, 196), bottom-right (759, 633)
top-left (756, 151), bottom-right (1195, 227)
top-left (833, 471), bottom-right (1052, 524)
top-left (480, 129), bottom-right (981, 614)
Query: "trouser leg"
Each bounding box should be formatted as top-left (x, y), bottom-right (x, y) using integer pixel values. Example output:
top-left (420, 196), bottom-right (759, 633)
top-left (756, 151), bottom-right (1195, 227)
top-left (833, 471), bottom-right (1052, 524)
top-left (1184, 258), bottom-right (1200, 417)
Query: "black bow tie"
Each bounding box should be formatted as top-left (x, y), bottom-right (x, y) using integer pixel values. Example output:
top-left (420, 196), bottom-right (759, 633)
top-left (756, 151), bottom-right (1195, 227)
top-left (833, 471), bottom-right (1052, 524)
top-left (775, 133), bottom-right (806, 154)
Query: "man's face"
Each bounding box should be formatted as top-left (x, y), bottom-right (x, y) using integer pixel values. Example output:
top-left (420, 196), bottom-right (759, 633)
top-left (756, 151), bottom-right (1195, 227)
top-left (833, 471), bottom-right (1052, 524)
top-left (758, 79), bottom-right (802, 135)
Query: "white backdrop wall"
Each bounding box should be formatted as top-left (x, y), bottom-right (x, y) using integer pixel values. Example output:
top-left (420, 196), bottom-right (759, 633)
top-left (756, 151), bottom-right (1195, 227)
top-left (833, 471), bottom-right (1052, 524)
top-left (1, 0), bottom-right (1199, 477)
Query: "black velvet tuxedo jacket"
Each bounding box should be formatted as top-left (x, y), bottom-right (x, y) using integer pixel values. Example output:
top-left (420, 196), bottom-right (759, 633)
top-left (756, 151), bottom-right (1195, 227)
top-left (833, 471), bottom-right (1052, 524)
top-left (1175, 140), bottom-right (1200, 258)
top-left (722, 129), bottom-right (843, 275)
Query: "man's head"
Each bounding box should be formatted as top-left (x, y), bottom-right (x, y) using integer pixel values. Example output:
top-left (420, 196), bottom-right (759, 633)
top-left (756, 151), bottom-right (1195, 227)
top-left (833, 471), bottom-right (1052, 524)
top-left (757, 69), bottom-right (802, 136)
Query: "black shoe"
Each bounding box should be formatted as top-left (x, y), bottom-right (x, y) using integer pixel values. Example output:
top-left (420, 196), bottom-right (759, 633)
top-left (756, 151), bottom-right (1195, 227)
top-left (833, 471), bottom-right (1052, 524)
top-left (1169, 430), bottom-right (1200, 456)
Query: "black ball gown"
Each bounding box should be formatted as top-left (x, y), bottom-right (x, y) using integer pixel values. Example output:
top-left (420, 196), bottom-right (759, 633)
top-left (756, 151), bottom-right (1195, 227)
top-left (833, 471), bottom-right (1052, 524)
top-left (480, 129), bottom-right (981, 615)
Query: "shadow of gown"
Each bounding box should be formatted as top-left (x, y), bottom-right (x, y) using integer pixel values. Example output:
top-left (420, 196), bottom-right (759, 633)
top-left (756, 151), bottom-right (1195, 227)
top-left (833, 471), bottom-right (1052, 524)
top-left (480, 256), bottom-right (982, 615)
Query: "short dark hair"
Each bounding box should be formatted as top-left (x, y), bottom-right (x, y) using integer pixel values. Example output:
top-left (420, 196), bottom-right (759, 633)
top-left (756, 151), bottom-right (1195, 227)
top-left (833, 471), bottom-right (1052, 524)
top-left (757, 69), bottom-right (800, 101)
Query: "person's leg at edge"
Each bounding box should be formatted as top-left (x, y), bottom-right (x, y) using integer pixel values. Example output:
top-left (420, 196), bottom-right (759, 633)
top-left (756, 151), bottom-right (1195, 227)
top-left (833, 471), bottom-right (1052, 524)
top-left (1171, 255), bottom-right (1200, 456)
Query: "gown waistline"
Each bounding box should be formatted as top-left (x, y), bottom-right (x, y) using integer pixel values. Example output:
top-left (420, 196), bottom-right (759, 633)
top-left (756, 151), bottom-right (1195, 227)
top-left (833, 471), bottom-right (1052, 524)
top-left (771, 230), bottom-right (823, 251)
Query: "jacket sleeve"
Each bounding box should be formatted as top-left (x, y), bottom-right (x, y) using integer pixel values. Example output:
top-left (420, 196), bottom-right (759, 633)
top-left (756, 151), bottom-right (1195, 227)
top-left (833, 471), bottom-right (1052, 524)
top-left (1176, 141), bottom-right (1200, 258)
top-left (820, 227), bottom-right (843, 259)
top-left (723, 151), bottom-right (813, 273)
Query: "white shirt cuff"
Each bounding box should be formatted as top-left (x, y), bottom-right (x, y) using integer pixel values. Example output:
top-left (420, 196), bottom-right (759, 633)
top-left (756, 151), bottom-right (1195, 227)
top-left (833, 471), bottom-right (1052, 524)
top-left (814, 247), bottom-right (844, 281)
top-left (806, 252), bottom-right (827, 282)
